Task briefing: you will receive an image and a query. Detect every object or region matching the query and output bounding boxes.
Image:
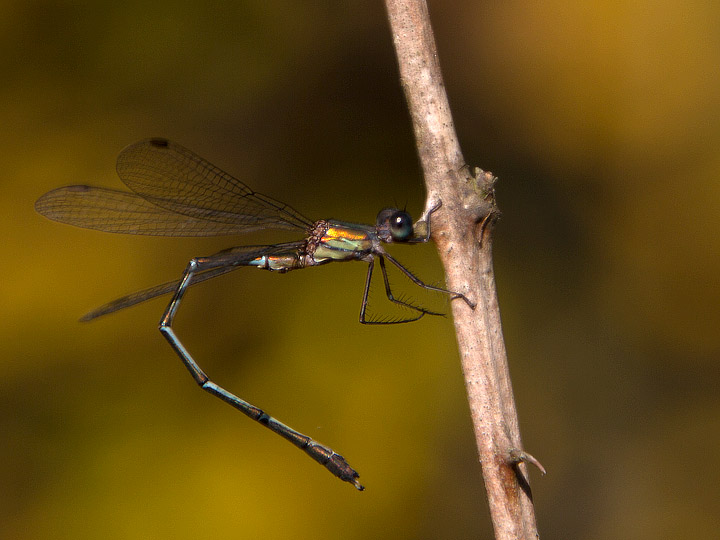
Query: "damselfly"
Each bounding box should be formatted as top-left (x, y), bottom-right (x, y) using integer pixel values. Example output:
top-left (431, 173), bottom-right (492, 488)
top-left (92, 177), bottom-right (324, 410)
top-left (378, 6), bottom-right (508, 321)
top-left (35, 138), bottom-right (474, 490)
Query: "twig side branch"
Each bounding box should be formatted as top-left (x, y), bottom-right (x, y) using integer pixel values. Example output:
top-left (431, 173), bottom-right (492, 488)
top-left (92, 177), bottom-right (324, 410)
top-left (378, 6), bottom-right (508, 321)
top-left (384, 1), bottom-right (540, 539)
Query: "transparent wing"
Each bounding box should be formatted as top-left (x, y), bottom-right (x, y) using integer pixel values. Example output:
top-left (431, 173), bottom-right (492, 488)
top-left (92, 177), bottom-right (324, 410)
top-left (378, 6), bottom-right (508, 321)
top-left (80, 265), bottom-right (241, 320)
top-left (80, 242), bottom-right (306, 319)
top-left (35, 138), bottom-right (314, 236)
top-left (34, 185), bottom-right (274, 236)
top-left (116, 138), bottom-right (313, 231)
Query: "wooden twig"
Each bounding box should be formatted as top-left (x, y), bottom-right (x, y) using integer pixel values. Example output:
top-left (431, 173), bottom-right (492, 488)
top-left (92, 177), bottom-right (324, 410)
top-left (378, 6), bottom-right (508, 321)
top-left (383, 1), bottom-right (541, 538)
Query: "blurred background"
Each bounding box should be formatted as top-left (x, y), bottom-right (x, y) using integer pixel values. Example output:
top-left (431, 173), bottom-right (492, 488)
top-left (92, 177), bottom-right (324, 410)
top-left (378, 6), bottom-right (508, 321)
top-left (3, 1), bottom-right (720, 538)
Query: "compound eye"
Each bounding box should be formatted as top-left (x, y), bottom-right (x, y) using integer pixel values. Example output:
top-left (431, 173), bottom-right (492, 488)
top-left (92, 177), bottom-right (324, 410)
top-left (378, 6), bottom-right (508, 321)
top-left (389, 211), bottom-right (414, 241)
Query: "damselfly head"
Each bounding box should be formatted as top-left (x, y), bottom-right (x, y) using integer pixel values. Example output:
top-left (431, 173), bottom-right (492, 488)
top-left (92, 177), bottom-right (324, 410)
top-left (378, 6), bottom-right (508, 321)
top-left (375, 208), bottom-right (414, 242)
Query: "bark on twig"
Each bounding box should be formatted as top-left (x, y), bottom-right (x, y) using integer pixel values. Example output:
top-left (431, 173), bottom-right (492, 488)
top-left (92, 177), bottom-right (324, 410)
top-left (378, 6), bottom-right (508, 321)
top-left (383, 1), bottom-right (540, 538)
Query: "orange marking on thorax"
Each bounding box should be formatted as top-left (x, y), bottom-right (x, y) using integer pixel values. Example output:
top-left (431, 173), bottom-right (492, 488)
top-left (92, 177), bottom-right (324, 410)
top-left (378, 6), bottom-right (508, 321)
top-left (324, 227), bottom-right (368, 242)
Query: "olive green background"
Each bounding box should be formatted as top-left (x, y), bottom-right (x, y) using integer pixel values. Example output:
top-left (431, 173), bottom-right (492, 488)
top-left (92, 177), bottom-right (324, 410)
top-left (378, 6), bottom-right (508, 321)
top-left (4, 1), bottom-right (719, 539)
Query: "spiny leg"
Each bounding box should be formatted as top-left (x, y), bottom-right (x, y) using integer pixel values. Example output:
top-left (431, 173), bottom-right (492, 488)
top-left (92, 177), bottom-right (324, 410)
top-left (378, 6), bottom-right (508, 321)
top-left (359, 257), bottom-right (440, 324)
top-left (377, 256), bottom-right (444, 318)
top-left (358, 258), bottom-right (376, 324)
top-left (159, 257), bottom-right (363, 490)
top-left (383, 252), bottom-right (476, 309)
